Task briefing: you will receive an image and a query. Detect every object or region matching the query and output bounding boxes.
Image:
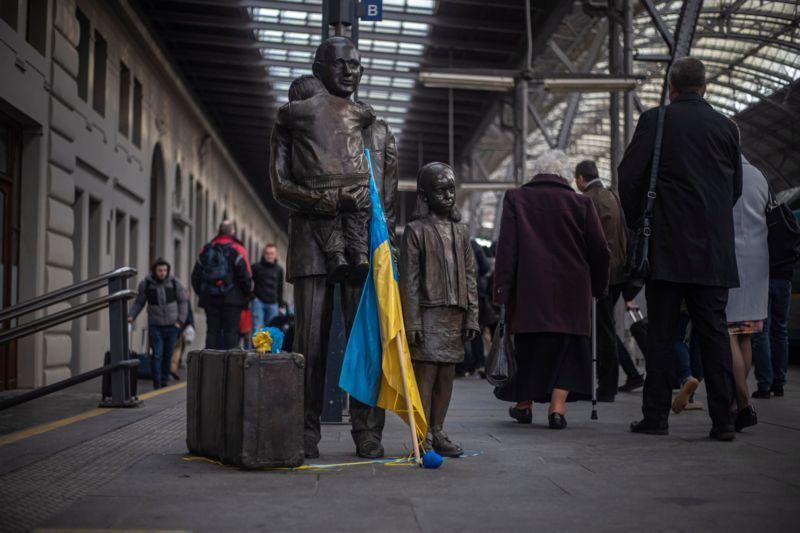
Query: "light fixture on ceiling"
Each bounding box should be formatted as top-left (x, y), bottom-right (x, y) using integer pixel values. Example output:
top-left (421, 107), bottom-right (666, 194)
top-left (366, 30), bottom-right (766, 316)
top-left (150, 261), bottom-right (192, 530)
top-left (419, 71), bottom-right (517, 91)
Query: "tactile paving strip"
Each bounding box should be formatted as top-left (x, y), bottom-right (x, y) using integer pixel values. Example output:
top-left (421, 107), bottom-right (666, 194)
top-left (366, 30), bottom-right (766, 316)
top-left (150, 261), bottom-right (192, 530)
top-left (0, 404), bottom-right (185, 532)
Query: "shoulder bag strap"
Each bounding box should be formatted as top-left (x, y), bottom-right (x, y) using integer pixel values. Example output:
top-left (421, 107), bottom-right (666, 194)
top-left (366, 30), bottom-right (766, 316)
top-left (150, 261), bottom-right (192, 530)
top-left (641, 105), bottom-right (667, 237)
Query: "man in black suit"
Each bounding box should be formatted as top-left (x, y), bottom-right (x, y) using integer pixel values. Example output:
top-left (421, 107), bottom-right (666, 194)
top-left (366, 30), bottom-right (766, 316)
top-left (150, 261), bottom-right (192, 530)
top-left (618, 57), bottom-right (742, 441)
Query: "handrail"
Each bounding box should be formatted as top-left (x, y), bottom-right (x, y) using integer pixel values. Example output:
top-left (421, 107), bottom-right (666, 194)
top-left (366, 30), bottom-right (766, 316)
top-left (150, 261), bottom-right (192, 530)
top-left (0, 290), bottom-right (136, 345)
top-left (0, 358), bottom-right (140, 411)
top-left (0, 267), bottom-right (137, 324)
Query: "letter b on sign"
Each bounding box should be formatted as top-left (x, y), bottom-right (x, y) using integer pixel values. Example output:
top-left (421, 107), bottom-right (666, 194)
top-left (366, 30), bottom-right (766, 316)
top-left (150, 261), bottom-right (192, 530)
top-left (361, 0), bottom-right (383, 21)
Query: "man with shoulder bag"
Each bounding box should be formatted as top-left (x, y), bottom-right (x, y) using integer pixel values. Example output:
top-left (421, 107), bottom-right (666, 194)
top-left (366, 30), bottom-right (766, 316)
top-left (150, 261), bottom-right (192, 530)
top-left (618, 57), bottom-right (742, 441)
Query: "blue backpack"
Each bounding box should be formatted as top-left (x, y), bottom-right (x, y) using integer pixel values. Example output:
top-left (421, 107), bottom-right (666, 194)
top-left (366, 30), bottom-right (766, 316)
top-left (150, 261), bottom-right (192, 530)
top-left (199, 243), bottom-right (234, 296)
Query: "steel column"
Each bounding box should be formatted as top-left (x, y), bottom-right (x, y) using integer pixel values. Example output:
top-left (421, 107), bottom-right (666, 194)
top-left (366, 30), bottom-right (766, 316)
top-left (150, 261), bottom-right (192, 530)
top-left (623, 0), bottom-right (635, 145)
top-left (103, 277), bottom-right (137, 407)
top-left (514, 79), bottom-right (528, 184)
top-left (609, 1), bottom-right (623, 187)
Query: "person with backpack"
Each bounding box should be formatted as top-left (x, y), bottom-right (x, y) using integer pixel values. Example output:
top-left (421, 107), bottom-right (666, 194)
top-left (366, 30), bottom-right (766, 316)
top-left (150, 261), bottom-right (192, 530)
top-left (128, 258), bottom-right (189, 389)
top-left (191, 220), bottom-right (253, 350)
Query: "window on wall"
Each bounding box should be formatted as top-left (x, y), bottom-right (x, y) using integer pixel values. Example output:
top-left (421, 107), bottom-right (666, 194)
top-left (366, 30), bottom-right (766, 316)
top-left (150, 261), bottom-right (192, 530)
top-left (92, 31), bottom-right (107, 116)
top-left (87, 196), bottom-right (102, 331)
top-left (132, 78), bottom-right (142, 147)
top-left (26, 0), bottom-right (47, 55)
top-left (75, 9), bottom-right (90, 102)
top-left (129, 217), bottom-right (139, 288)
top-left (0, 1), bottom-right (18, 30)
top-left (114, 210), bottom-right (126, 269)
top-left (118, 61), bottom-right (130, 136)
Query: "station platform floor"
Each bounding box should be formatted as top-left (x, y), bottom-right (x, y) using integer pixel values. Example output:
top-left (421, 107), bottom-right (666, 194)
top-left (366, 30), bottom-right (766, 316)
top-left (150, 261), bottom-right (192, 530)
top-left (1, 368), bottom-right (799, 532)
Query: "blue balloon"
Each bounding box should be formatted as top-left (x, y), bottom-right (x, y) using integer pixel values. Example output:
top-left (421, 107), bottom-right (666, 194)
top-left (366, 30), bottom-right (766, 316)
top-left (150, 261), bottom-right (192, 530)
top-left (422, 450), bottom-right (444, 469)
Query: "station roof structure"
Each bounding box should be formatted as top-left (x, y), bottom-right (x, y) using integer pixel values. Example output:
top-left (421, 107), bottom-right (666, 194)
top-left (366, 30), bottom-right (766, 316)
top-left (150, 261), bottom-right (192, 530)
top-left (135, 0), bottom-right (799, 229)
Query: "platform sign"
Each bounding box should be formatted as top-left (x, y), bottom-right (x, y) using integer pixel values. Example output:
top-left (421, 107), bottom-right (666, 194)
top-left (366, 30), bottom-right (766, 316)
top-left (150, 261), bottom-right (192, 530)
top-left (361, 0), bottom-right (383, 21)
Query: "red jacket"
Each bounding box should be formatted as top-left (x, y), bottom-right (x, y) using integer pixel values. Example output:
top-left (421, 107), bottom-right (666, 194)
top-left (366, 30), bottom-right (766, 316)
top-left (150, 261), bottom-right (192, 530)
top-left (493, 174), bottom-right (610, 337)
top-left (191, 234), bottom-right (253, 309)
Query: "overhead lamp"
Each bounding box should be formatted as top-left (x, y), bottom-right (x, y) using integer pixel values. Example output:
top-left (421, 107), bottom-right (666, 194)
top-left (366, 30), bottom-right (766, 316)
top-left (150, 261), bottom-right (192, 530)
top-left (538, 77), bottom-right (642, 92)
top-left (419, 71), bottom-right (516, 91)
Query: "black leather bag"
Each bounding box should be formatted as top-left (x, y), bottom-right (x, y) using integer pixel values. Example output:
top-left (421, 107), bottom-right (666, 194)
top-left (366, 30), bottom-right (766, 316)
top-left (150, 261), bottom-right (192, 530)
top-left (766, 190), bottom-right (800, 269)
top-left (626, 105), bottom-right (667, 281)
top-left (485, 319), bottom-right (515, 388)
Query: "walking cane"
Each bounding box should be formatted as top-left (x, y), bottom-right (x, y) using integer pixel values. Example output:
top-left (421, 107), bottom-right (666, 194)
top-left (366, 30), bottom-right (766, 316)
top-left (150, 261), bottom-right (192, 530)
top-left (591, 298), bottom-right (598, 420)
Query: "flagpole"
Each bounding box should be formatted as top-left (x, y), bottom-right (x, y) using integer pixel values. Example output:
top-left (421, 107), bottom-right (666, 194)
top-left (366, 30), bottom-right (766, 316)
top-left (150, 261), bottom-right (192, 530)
top-left (394, 334), bottom-right (421, 465)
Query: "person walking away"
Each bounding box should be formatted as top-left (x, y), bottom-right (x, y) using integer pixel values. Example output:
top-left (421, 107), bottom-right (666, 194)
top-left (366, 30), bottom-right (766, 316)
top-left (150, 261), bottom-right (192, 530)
top-left (725, 156), bottom-right (769, 431)
top-left (575, 159), bottom-right (642, 401)
top-left (671, 302), bottom-right (704, 412)
top-left (618, 57), bottom-right (742, 441)
top-left (191, 220), bottom-right (253, 349)
top-left (752, 202), bottom-right (799, 398)
top-left (128, 258), bottom-right (189, 389)
top-left (493, 150), bottom-right (610, 429)
top-left (251, 244), bottom-right (285, 330)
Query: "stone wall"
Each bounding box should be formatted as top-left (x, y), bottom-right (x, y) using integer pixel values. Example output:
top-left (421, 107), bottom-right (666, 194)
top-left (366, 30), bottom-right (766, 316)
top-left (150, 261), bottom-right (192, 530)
top-left (0, 0), bottom-right (287, 387)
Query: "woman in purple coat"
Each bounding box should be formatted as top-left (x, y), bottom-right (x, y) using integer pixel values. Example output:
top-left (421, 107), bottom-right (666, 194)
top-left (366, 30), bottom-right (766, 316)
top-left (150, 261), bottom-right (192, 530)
top-left (493, 151), bottom-right (610, 429)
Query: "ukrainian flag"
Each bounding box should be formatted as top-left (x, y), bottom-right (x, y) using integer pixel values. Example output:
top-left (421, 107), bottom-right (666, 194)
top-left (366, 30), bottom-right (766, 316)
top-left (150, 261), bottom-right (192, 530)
top-left (339, 149), bottom-right (427, 442)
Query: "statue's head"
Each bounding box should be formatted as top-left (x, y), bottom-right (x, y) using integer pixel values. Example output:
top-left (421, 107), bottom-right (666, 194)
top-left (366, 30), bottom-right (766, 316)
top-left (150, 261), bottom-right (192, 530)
top-left (413, 162), bottom-right (461, 222)
top-left (312, 37), bottom-right (363, 98)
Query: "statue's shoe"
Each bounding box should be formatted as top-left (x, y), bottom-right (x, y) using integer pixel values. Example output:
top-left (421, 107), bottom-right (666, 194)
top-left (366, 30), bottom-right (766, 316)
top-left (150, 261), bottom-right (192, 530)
top-left (432, 429), bottom-right (463, 458)
top-left (356, 438), bottom-right (384, 459)
top-left (326, 253), bottom-right (349, 285)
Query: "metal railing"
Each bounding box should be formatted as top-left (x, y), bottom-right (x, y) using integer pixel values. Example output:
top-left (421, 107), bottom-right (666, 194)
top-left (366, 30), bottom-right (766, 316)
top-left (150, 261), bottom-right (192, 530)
top-left (0, 267), bottom-right (139, 411)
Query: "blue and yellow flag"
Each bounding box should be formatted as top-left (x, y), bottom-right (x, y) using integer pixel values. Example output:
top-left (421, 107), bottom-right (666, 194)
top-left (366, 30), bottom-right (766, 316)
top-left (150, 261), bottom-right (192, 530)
top-left (339, 150), bottom-right (427, 442)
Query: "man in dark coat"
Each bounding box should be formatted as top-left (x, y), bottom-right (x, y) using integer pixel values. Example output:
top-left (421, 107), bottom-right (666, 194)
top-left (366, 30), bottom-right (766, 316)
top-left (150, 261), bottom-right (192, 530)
top-left (269, 36), bottom-right (399, 460)
top-left (251, 243), bottom-right (285, 331)
top-left (618, 57), bottom-right (742, 440)
top-left (575, 160), bottom-right (642, 400)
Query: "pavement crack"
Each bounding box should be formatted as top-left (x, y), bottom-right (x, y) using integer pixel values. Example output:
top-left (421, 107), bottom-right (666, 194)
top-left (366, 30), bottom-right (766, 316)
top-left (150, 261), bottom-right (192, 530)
top-left (548, 477), bottom-right (572, 496)
top-left (569, 457), bottom-right (594, 473)
top-left (487, 432), bottom-right (501, 444)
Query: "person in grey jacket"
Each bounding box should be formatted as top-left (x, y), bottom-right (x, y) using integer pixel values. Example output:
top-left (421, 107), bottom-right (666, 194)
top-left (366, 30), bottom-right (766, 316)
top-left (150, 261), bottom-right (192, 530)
top-left (128, 258), bottom-right (189, 389)
top-left (725, 156), bottom-right (769, 432)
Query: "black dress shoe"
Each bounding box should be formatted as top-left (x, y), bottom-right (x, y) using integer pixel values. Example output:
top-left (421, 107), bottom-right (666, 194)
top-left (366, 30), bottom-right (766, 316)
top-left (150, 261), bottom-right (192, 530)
top-left (508, 406), bottom-right (532, 424)
top-left (304, 441), bottom-right (320, 459)
top-left (356, 438), bottom-right (385, 459)
top-left (596, 394), bottom-right (616, 403)
top-left (630, 419), bottom-right (669, 435)
top-left (734, 405), bottom-right (757, 432)
top-left (751, 389), bottom-right (771, 399)
top-left (618, 374), bottom-right (645, 392)
top-left (771, 384), bottom-right (784, 397)
top-left (548, 413), bottom-right (567, 429)
top-left (709, 425), bottom-right (736, 441)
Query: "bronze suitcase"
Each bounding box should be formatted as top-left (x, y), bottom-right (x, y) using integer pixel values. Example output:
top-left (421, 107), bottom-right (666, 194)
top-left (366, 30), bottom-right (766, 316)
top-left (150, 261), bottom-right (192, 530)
top-left (186, 350), bottom-right (305, 469)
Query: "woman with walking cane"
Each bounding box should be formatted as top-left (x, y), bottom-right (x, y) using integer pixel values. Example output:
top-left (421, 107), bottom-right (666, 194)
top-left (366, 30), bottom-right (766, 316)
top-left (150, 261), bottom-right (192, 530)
top-left (491, 150), bottom-right (610, 429)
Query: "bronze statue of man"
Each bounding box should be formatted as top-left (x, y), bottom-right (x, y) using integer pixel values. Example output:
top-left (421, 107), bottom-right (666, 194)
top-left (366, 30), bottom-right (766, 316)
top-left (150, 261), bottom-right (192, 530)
top-left (269, 36), bottom-right (399, 460)
top-left (400, 162), bottom-right (479, 457)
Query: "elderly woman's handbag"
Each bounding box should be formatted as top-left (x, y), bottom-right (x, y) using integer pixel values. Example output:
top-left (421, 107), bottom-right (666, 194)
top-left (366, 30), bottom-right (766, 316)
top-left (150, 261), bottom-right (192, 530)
top-left (485, 317), bottom-right (515, 388)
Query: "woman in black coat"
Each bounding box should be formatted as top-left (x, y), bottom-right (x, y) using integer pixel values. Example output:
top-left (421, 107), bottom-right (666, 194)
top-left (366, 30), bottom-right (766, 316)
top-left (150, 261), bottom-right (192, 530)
top-left (493, 150), bottom-right (610, 429)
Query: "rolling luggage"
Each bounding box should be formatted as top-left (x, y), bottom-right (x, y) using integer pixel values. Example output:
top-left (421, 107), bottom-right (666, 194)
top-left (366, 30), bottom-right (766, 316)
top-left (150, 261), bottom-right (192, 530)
top-left (186, 350), bottom-right (305, 469)
top-left (627, 309), bottom-right (648, 364)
